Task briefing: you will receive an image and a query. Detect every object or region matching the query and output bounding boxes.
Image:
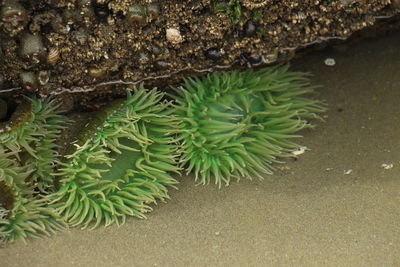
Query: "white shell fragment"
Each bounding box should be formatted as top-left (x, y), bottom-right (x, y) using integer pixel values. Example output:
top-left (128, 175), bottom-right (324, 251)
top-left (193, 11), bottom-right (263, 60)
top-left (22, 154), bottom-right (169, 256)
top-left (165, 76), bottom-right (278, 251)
top-left (344, 169), bottom-right (353, 175)
top-left (166, 28), bottom-right (183, 44)
top-left (291, 146), bottom-right (308, 156)
top-left (324, 58), bottom-right (336, 66)
top-left (381, 163), bottom-right (394, 170)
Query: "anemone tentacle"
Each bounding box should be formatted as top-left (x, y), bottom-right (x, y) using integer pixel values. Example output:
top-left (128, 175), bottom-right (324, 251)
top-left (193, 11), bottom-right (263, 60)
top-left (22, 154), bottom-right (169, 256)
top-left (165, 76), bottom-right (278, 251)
top-left (0, 149), bottom-right (66, 245)
top-left (172, 65), bottom-right (325, 187)
top-left (49, 86), bottom-right (179, 229)
top-left (0, 97), bottom-right (67, 192)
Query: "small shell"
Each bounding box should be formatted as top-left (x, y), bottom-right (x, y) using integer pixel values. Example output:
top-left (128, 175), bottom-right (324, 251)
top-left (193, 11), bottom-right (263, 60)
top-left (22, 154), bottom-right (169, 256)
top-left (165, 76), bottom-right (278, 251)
top-left (324, 58), bottom-right (336, 66)
top-left (381, 163), bottom-right (394, 170)
top-left (291, 146), bottom-right (308, 156)
top-left (47, 48), bottom-right (60, 65)
top-left (166, 28), bottom-right (183, 44)
top-left (344, 169), bottom-right (353, 175)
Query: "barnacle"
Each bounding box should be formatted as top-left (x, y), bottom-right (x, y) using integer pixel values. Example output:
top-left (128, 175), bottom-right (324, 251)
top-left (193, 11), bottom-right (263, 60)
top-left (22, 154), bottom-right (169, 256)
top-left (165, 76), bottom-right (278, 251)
top-left (0, 149), bottom-right (65, 245)
top-left (0, 97), bottom-right (67, 192)
top-left (172, 65), bottom-right (325, 187)
top-left (48, 86), bottom-right (179, 229)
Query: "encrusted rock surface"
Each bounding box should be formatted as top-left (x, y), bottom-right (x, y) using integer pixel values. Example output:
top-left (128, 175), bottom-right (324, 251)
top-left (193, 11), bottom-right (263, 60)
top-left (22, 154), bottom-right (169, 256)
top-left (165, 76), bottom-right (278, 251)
top-left (0, 0), bottom-right (398, 111)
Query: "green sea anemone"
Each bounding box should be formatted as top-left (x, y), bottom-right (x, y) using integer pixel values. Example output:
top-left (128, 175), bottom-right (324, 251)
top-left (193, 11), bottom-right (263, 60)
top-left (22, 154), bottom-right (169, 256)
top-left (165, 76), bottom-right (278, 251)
top-left (48, 87), bottom-right (179, 229)
top-left (0, 149), bottom-right (65, 244)
top-left (0, 205), bottom-right (8, 247)
top-left (0, 97), bottom-right (67, 192)
top-left (172, 65), bottom-right (325, 187)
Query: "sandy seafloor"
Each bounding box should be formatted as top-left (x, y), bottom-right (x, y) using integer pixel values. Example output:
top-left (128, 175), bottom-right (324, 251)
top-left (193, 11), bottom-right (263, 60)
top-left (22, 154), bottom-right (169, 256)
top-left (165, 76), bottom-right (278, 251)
top-left (1, 31), bottom-right (400, 267)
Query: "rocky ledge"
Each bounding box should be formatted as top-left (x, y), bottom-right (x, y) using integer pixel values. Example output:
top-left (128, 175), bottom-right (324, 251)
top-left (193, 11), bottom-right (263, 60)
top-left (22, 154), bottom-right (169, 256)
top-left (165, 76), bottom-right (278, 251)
top-left (0, 0), bottom-right (399, 111)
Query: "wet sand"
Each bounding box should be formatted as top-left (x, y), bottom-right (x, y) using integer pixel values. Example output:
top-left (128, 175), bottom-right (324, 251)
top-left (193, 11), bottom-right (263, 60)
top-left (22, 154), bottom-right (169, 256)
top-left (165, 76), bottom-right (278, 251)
top-left (1, 32), bottom-right (400, 267)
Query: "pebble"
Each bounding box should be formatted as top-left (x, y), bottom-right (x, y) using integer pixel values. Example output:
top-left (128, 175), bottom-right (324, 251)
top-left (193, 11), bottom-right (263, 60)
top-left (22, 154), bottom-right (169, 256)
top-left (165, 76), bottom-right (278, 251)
top-left (166, 28), bottom-right (183, 44)
top-left (324, 58), bottom-right (336, 66)
top-left (344, 169), bottom-right (353, 175)
top-left (381, 163), bottom-right (394, 170)
top-left (205, 48), bottom-right (222, 61)
top-left (291, 146), bottom-right (308, 156)
top-left (243, 21), bottom-right (257, 37)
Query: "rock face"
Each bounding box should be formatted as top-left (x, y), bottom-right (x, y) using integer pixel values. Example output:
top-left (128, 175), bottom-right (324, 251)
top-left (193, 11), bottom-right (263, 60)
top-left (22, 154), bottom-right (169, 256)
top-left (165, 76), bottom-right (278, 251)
top-left (0, 0), bottom-right (398, 111)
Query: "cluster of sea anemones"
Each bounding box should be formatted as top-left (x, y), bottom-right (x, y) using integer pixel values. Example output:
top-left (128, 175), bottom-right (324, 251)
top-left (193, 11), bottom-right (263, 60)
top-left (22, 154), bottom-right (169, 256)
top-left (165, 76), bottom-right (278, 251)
top-left (0, 65), bottom-right (325, 245)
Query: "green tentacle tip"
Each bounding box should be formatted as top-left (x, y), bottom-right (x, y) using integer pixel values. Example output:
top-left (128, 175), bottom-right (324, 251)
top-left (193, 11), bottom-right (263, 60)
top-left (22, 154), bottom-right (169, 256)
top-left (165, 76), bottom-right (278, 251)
top-left (0, 149), bottom-right (66, 245)
top-left (0, 97), bottom-right (67, 193)
top-left (172, 65), bottom-right (326, 187)
top-left (49, 86), bottom-right (180, 229)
